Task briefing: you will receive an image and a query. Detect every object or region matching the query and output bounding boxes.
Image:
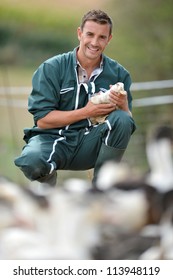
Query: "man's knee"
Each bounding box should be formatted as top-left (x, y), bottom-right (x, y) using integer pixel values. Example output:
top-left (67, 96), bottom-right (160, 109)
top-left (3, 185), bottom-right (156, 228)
top-left (14, 150), bottom-right (50, 181)
top-left (108, 110), bottom-right (136, 134)
top-left (105, 110), bottom-right (136, 148)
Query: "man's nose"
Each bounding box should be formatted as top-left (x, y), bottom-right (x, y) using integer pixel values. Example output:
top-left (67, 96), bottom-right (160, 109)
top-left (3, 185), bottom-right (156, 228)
top-left (91, 37), bottom-right (99, 46)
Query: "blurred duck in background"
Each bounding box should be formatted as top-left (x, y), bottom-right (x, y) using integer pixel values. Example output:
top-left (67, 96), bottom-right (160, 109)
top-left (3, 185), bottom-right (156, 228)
top-left (0, 125), bottom-right (172, 259)
top-left (93, 125), bottom-right (173, 259)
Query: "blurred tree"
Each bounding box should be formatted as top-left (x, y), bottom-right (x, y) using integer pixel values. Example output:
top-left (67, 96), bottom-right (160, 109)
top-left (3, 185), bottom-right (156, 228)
top-left (107, 0), bottom-right (173, 81)
top-left (0, 0), bottom-right (172, 79)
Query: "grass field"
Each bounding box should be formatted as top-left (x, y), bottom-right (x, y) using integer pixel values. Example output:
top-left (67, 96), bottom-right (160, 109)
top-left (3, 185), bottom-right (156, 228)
top-left (0, 0), bottom-right (104, 28)
top-left (0, 66), bottom-right (34, 86)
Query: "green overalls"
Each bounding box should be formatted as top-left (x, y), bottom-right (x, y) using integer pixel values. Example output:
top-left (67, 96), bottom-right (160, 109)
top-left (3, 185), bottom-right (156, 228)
top-left (14, 48), bottom-right (136, 185)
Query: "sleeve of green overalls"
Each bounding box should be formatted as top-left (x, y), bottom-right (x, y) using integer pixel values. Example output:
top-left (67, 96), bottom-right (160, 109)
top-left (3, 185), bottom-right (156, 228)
top-left (28, 62), bottom-right (61, 125)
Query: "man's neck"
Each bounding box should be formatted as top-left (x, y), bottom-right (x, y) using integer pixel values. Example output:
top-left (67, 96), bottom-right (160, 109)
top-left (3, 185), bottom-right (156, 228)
top-left (77, 51), bottom-right (102, 78)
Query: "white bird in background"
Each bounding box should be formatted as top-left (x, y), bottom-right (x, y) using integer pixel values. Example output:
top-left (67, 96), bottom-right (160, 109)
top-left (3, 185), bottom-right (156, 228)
top-left (0, 177), bottom-right (103, 260)
top-left (93, 125), bottom-right (173, 259)
top-left (146, 125), bottom-right (173, 192)
top-left (143, 125), bottom-right (173, 259)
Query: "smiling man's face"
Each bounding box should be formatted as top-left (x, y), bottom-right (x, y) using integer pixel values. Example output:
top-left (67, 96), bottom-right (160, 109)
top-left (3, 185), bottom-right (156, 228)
top-left (77, 20), bottom-right (112, 64)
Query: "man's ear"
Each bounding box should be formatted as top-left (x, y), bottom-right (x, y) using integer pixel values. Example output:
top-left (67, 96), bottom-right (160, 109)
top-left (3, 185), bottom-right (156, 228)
top-left (108, 34), bottom-right (113, 44)
top-left (77, 27), bottom-right (82, 41)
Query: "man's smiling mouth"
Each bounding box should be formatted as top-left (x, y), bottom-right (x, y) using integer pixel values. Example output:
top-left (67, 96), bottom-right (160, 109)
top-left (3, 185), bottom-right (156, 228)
top-left (87, 46), bottom-right (99, 52)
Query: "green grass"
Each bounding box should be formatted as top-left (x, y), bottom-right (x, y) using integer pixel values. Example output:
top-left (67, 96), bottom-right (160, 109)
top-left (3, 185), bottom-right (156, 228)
top-left (0, 66), bottom-right (34, 86)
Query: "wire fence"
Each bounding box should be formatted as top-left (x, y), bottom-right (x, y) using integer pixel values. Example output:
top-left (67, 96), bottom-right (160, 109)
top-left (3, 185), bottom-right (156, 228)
top-left (0, 79), bottom-right (173, 106)
top-left (125, 80), bottom-right (173, 172)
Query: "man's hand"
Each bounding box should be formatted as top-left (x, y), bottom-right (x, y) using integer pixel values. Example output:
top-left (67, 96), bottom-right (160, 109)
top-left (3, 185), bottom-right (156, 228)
top-left (84, 100), bottom-right (117, 118)
top-left (109, 88), bottom-right (132, 116)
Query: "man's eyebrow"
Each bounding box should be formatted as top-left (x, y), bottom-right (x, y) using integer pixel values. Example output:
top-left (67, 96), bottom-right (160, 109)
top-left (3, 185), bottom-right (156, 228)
top-left (86, 31), bottom-right (94, 35)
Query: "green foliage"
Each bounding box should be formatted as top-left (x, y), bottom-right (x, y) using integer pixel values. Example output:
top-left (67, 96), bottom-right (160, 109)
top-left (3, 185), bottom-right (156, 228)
top-left (0, 0), bottom-right (172, 80)
top-left (0, 23), bottom-right (77, 66)
top-left (0, 4), bottom-right (78, 29)
top-left (107, 0), bottom-right (173, 81)
top-left (0, 3), bottom-right (78, 67)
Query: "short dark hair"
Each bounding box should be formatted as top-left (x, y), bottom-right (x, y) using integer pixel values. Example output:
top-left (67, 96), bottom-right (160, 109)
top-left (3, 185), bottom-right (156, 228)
top-left (80, 10), bottom-right (113, 35)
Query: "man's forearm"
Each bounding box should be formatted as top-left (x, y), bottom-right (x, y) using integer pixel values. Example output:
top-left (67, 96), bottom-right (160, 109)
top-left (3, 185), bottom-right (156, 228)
top-left (37, 101), bottom-right (119, 129)
top-left (37, 108), bottom-right (88, 129)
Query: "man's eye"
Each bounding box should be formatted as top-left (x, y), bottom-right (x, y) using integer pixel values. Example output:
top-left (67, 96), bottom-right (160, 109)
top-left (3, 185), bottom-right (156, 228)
top-left (100, 36), bottom-right (107, 40)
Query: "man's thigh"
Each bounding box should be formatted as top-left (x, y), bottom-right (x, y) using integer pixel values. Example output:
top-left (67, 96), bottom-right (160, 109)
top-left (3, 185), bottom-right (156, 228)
top-left (68, 124), bottom-right (106, 170)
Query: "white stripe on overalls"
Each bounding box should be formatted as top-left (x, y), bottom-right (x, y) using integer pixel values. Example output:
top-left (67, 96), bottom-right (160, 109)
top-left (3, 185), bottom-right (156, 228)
top-left (47, 137), bottom-right (65, 174)
top-left (104, 119), bottom-right (112, 146)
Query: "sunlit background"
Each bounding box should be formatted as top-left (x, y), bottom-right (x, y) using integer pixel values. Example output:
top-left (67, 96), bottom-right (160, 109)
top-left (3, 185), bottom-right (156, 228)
top-left (0, 0), bottom-right (172, 185)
